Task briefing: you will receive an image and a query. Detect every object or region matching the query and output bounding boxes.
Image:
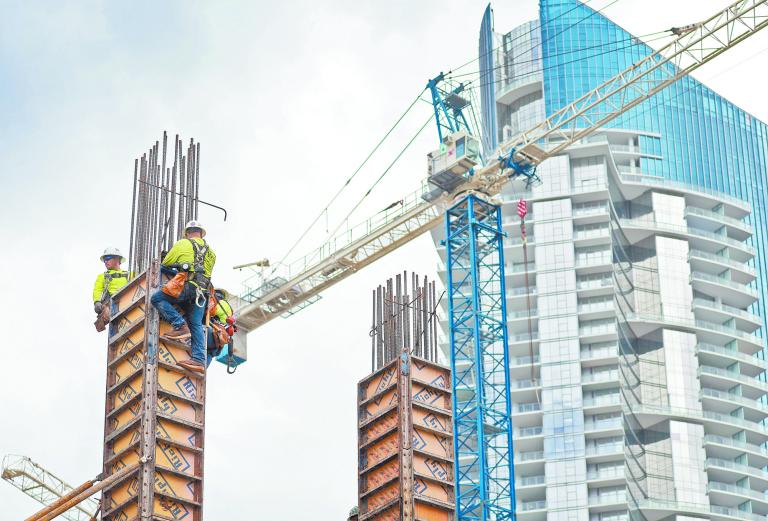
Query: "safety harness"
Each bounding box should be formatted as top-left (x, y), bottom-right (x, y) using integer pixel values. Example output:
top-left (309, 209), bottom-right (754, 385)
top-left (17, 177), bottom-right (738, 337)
top-left (101, 270), bottom-right (129, 300)
top-left (187, 239), bottom-right (211, 289)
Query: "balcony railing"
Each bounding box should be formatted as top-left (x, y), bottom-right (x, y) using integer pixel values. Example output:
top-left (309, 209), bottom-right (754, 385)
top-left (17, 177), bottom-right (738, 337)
top-left (685, 206), bottom-right (753, 234)
top-left (701, 388), bottom-right (768, 414)
top-left (703, 434), bottom-right (768, 458)
top-left (700, 366), bottom-right (768, 392)
top-left (618, 217), bottom-right (755, 254)
top-left (691, 298), bottom-right (761, 323)
top-left (577, 278), bottom-right (613, 290)
top-left (617, 173), bottom-right (751, 212)
top-left (688, 249), bottom-right (756, 276)
top-left (586, 443), bottom-right (623, 456)
top-left (708, 481), bottom-right (768, 503)
top-left (690, 272), bottom-right (759, 298)
top-left (584, 417), bottom-right (623, 431)
top-left (517, 450), bottom-right (544, 462)
top-left (583, 395), bottom-right (621, 408)
top-left (519, 500), bottom-right (546, 512)
top-left (581, 345), bottom-right (618, 359)
top-left (697, 343), bottom-right (767, 368)
top-left (516, 426), bottom-right (543, 438)
top-left (517, 475), bottom-right (546, 487)
top-left (582, 371), bottom-right (619, 383)
top-left (512, 355), bottom-right (540, 366)
top-left (516, 402), bottom-right (542, 413)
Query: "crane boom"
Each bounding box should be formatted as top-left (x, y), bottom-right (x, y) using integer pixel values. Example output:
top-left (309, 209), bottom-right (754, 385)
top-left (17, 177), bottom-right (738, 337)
top-left (1, 455), bottom-right (99, 521)
top-left (235, 0), bottom-right (768, 331)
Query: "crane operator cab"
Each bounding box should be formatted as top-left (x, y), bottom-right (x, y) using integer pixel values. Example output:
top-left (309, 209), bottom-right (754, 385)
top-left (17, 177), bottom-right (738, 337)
top-left (423, 131), bottom-right (481, 202)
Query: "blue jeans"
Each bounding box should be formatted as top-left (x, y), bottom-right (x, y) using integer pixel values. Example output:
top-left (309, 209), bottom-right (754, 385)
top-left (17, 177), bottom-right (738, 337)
top-left (151, 285), bottom-right (206, 363)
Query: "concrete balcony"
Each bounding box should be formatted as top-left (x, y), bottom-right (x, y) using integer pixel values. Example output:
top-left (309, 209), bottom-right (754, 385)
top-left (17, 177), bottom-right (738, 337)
top-left (696, 343), bottom-right (767, 376)
top-left (618, 217), bottom-right (754, 262)
top-left (627, 404), bottom-right (768, 445)
top-left (706, 458), bottom-right (768, 489)
top-left (691, 298), bottom-right (761, 332)
top-left (699, 365), bottom-right (768, 400)
top-left (691, 271), bottom-right (759, 309)
top-left (688, 248), bottom-right (756, 284)
top-left (685, 206), bottom-right (753, 240)
top-left (616, 173), bottom-right (751, 217)
top-left (586, 467), bottom-right (625, 487)
top-left (583, 394), bottom-right (622, 414)
top-left (703, 434), bottom-right (768, 468)
top-left (708, 481), bottom-right (768, 514)
top-left (700, 388), bottom-right (768, 423)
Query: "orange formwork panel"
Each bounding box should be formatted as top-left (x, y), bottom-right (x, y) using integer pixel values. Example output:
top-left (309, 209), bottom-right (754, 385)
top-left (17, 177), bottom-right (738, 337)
top-left (358, 354), bottom-right (455, 521)
top-left (101, 262), bottom-right (206, 521)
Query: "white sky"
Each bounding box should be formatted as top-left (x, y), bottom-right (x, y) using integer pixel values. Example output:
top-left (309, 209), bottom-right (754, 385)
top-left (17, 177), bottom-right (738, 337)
top-left (1, 0), bottom-right (767, 519)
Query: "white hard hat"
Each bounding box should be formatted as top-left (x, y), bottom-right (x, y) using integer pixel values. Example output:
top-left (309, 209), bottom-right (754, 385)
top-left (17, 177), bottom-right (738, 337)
top-left (184, 220), bottom-right (206, 238)
top-left (100, 247), bottom-right (125, 262)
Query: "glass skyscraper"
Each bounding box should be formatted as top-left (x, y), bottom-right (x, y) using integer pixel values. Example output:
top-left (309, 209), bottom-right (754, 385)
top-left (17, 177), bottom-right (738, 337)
top-left (433, 1), bottom-right (768, 521)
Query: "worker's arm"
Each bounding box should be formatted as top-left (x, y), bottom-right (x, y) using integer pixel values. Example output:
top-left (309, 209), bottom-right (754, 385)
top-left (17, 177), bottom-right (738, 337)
top-left (93, 273), bottom-right (105, 303)
top-left (161, 242), bottom-right (184, 267)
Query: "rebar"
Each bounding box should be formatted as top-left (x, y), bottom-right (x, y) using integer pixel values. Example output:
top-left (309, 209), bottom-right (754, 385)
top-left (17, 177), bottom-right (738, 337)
top-left (128, 132), bottom-right (201, 276)
top-left (370, 272), bottom-right (442, 371)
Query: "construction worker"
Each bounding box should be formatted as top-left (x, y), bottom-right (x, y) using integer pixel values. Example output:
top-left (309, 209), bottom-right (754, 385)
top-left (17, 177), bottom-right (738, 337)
top-left (150, 220), bottom-right (216, 374)
top-left (206, 288), bottom-right (235, 367)
top-left (93, 248), bottom-right (129, 331)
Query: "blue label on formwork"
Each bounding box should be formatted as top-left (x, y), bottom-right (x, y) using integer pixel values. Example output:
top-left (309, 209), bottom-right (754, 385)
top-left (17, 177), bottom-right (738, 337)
top-left (118, 337), bottom-right (136, 356)
top-left (187, 481), bottom-right (195, 496)
top-left (413, 386), bottom-right (441, 405)
top-left (117, 383), bottom-right (138, 404)
top-left (187, 432), bottom-right (196, 446)
top-left (412, 430), bottom-right (428, 451)
top-left (159, 344), bottom-right (178, 365)
top-left (156, 422), bottom-right (171, 440)
top-left (128, 353), bottom-right (143, 370)
top-left (157, 396), bottom-right (179, 415)
top-left (425, 458), bottom-right (449, 480)
top-left (159, 497), bottom-right (190, 519)
top-left (430, 374), bottom-right (448, 389)
top-left (128, 477), bottom-right (140, 495)
top-left (421, 413), bottom-right (447, 432)
top-left (413, 477), bottom-right (428, 494)
top-left (375, 369), bottom-right (395, 395)
top-left (159, 442), bottom-right (191, 473)
top-left (155, 472), bottom-right (178, 498)
top-left (175, 376), bottom-right (197, 399)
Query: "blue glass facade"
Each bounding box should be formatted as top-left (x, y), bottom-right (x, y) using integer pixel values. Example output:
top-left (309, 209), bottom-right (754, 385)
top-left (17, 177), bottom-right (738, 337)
top-left (479, 4), bottom-right (499, 159)
top-left (538, 0), bottom-right (768, 347)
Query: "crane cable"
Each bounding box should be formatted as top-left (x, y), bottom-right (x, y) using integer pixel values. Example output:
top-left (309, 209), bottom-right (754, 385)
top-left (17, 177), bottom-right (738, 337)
top-left (263, 89), bottom-right (426, 278)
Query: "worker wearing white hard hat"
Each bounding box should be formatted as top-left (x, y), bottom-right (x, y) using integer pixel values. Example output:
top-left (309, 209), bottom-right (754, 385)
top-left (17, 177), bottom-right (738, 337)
top-left (150, 220), bottom-right (217, 374)
top-left (92, 247), bottom-right (129, 331)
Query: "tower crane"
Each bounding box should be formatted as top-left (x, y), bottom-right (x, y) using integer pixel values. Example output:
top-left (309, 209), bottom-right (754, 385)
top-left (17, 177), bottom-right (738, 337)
top-left (231, 1), bottom-right (768, 519)
top-left (234, 1), bottom-right (768, 519)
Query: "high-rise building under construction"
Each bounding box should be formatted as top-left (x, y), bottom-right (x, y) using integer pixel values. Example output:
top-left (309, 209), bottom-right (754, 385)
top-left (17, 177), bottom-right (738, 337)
top-left (433, 1), bottom-right (768, 521)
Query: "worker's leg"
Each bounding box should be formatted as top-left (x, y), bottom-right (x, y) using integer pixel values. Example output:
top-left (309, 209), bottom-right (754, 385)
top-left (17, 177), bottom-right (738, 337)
top-left (181, 290), bottom-right (206, 364)
top-left (150, 290), bottom-right (188, 332)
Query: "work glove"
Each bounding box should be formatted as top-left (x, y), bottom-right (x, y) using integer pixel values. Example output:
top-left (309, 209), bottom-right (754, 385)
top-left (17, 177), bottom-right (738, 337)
top-left (94, 302), bottom-right (104, 314)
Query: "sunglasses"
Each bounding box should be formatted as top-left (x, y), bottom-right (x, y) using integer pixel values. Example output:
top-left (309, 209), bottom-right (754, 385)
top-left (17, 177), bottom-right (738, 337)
top-left (103, 256), bottom-right (120, 262)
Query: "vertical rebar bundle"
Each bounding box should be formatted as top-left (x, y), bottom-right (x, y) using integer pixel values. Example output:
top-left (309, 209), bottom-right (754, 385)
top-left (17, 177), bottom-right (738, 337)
top-left (128, 132), bottom-right (201, 276)
top-left (370, 272), bottom-right (441, 371)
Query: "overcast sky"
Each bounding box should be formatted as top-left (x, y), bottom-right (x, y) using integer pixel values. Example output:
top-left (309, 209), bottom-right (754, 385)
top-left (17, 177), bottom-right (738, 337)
top-left (1, 0), bottom-right (767, 519)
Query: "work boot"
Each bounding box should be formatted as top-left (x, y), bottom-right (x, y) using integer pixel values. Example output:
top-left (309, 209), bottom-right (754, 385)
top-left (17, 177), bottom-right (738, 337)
top-left (164, 324), bottom-right (191, 341)
top-left (178, 359), bottom-right (205, 374)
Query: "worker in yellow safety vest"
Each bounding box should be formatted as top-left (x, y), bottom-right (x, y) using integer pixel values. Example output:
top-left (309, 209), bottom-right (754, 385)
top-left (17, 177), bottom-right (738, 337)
top-left (206, 288), bottom-right (235, 366)
top-left (150, 220), bottom-right (216, 374)
top-left (92, 247), bottom-right (129, 331)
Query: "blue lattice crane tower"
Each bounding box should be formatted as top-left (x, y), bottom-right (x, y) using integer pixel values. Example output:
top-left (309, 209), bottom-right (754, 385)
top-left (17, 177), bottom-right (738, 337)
top-left (424, 73), bottom-right (539, 521)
